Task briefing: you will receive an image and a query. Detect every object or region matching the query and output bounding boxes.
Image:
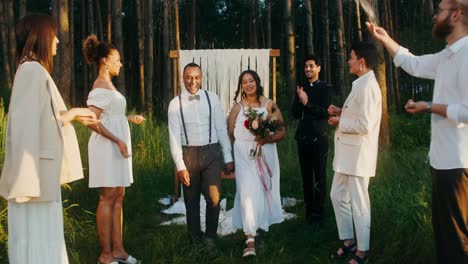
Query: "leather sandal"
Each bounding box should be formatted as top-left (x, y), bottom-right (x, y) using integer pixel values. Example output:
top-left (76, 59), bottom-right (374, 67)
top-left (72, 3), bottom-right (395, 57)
top-left (349, 253), bottom-right (368, 264)
top-left (329, 242), bottom-right (357, 259)
top-left (242, 237), bottom-right (256, 257)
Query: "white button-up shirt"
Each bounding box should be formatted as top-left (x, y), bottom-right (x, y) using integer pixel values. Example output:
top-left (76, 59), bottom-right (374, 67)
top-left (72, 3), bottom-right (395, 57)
top-left (394, 36), bottom-right (468, 169)
top-left (168, 88), bottom-right (233, 171)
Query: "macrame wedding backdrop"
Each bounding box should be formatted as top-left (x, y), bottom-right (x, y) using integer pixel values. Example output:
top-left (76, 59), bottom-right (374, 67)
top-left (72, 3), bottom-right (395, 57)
top-left (169, 49), bottom-right (280, 198)
top-left (170, 49), bottom-right (280, 114)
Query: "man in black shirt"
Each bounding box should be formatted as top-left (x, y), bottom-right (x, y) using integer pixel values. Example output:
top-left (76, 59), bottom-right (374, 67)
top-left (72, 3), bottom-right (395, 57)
top-left (292, 55), bottom-right (332, 223)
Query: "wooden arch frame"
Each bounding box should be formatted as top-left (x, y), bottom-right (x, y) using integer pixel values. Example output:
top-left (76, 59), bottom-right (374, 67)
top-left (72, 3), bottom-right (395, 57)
top-left (168, 49), bottom-right (281, 200)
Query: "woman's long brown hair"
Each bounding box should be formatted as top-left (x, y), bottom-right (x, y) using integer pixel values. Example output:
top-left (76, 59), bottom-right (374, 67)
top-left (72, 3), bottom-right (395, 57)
top-left (15, 13), bottom-right (58, 73)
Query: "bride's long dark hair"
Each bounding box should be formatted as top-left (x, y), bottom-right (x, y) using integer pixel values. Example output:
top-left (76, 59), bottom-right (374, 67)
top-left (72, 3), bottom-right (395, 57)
top-left (234, 70), bottom-right (264, 103)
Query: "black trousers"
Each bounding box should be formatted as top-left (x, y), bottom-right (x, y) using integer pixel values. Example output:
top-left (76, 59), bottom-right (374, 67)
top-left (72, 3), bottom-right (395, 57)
top-left (182, 144), bottom-right (223, 239)
top-left (297, 135), bottom-right (328, 217)
top-left (431, 167), bottom-right (468, 263)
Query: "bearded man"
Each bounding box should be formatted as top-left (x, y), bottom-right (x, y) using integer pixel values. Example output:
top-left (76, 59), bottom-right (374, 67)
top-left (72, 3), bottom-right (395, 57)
top-left (367, 0), bottom-right (468, 263)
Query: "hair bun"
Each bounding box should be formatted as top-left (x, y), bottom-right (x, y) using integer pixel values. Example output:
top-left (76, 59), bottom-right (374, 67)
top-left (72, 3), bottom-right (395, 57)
top-left (82, 34), bottom-right (100, 64)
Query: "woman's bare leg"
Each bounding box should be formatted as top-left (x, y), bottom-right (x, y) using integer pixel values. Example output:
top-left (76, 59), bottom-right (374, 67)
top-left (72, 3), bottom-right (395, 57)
top-left (97, 187), bottom-right (119, 263)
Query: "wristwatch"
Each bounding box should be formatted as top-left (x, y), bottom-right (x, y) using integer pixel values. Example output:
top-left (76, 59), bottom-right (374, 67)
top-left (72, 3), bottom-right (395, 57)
top-left (426, 101), bottom-right (432, 113)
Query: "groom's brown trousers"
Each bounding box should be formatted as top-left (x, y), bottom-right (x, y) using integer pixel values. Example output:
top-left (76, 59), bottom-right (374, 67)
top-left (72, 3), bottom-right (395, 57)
top-left (182, 143), bottom-right (223, 240)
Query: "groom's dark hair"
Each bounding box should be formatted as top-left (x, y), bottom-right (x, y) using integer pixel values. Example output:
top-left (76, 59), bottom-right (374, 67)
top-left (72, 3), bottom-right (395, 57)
top-left (183, 62), bottom-right (202, 73)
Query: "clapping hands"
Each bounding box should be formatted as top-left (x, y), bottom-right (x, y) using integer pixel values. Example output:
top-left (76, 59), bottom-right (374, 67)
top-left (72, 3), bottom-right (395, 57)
top-left (296, 86), bottom-right (308, 106)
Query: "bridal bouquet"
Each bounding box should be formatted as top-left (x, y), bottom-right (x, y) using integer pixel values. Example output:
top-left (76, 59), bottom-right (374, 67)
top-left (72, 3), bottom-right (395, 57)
top-left (243, 107), bottom-right (283, 159)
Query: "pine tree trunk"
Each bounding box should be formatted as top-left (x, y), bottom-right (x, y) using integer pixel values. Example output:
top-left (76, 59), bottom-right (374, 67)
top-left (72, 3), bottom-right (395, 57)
top-left (87, 0), bottom-right (97, 87)
top-left (145, 0), bottom-right (154, 112)
top-left (0, 2), bottom-right (12, 89)
top-left (163, 0), bottom-right (171, 104)
top-left (112, 0), bottom-right (126, 95)
top-left (304, 0), bottom-right (314, 55)
top-left (249, 0), bottom-right (258, 48)
top-left (368, 0), bottom-right (391, 149)
top-left (96, 0), bottom-right (104, 40)
top-left (188, 0), bottom-right (196, 49)
top-left (174, 0), bottom-right (181, 96)
top-left (136, 0), bottom-right (145, 111)
top-left (81, 0), bottom-right (89, 99)
top-left (87, 0), bottom-right (95, 34)
top-left (7, 0), bottom-right (16, 81)
top-left (284, 0), bottom-right (296, 98)
top-left (355, 0), bottom-right (362, 41)
top-left (323, 0), bottom-right (331, 84)
top-left (19, 0), bottom-right (27, 19)
top-left (266, 0), bottom-right (271, 48)
top-left (107, 0), bottom-right (111, 43)
top-left (70, 0), bottom-right (75, 105)
top-left (58, 0), bottom-right (71, 105)
top-left (335, 0), bottom-right (346, 100)
top-left (392, 0), bottom-right (401, 107)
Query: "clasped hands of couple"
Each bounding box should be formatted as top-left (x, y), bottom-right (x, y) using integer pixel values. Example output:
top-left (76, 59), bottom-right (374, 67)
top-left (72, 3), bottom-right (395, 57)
top-left (177, 162), bottom-right (235, 187)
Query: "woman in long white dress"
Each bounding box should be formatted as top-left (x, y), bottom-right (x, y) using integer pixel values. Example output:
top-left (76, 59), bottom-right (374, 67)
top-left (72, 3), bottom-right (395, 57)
top-left (0, 14), bottom-right (97, 264)
top-left (227, 70), bottom-right (286, 257)
top-left (83, 35), bottom-right (145, 264)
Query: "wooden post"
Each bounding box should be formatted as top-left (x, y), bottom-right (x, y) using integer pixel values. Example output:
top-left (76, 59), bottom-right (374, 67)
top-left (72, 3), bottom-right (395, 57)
top-left (270, 49), bottom-right (280, 103)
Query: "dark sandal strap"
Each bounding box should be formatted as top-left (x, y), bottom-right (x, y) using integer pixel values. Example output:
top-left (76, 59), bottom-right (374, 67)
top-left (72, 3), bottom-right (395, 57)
top-left (330, 242), bottom-right (357, 259)
top-left (351, 253), bottom-right (368, 264)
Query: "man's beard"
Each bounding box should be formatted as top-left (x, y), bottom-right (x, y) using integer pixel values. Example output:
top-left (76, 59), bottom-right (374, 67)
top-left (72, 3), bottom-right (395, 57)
top-left (433, 15), bottom-right (453, 40)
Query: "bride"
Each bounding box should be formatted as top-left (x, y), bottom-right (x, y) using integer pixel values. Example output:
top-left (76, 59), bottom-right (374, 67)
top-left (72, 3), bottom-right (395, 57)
top-left (227, 70), bottom-right (286, 257)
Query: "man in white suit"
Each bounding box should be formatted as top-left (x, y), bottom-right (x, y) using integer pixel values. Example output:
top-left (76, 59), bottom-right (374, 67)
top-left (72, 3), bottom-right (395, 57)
top-left (327, 42), bottom-right (381, 264)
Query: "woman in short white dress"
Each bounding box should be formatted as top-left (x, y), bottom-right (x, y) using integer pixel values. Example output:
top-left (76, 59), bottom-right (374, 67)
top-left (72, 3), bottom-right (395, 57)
top-left (0, 14), bottom-right (97, 264)
top-left (83, 35), bottom-right (145, 264)
top-left (227, 70), bottom-right (286, 257)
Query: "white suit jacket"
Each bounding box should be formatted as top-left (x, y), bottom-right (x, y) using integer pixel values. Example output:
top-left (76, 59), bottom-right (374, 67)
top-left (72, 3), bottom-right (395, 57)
top-left (0, 61), bottom-right (83, 202)
top-left (332, 71), bottom-right (382, 177)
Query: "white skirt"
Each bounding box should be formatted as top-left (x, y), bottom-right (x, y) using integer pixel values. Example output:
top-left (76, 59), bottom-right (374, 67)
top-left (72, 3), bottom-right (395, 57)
top-left (8, 200), bottom-right (69, 264)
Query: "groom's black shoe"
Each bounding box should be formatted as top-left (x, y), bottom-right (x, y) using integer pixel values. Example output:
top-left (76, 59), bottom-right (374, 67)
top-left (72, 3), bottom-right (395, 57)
top-left (203, 237), bottom-right (220, 255)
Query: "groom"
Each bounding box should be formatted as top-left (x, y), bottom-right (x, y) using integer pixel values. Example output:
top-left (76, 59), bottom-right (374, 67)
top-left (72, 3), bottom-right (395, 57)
top-left (168, 63), bottom-right (234, 247)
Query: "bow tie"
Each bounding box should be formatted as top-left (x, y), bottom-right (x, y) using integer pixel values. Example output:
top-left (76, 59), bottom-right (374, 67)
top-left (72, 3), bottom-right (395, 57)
top-left (188, 94), bottom-right (200, 101)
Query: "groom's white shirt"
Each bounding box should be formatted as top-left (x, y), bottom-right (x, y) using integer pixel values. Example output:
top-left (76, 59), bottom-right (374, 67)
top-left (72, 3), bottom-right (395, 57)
top-left (332, 70), bottom-right (382, 177)
top-left (168, 88), bottom-right (233, 171)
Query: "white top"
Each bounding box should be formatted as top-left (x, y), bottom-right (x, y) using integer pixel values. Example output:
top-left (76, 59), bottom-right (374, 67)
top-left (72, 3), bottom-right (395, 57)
top-left (394, 36), bottom-right (468, 169)
top-left (168, 88), bottom-right (233, 171)
top-left (86, 88), bottom-right (133, 187)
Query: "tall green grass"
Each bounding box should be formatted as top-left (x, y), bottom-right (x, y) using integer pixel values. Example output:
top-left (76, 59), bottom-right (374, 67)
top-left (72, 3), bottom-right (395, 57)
top-left (0, 104), bottom-right (435, 263)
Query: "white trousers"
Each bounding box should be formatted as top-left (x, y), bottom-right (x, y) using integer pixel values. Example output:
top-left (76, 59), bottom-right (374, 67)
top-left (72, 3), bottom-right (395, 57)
top-left (330, 172), bottom-right (371, 251)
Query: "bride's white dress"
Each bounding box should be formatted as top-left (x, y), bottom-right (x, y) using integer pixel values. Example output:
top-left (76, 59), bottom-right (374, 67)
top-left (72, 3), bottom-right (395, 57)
top-left (231, 103), bottom-right (284, 236)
